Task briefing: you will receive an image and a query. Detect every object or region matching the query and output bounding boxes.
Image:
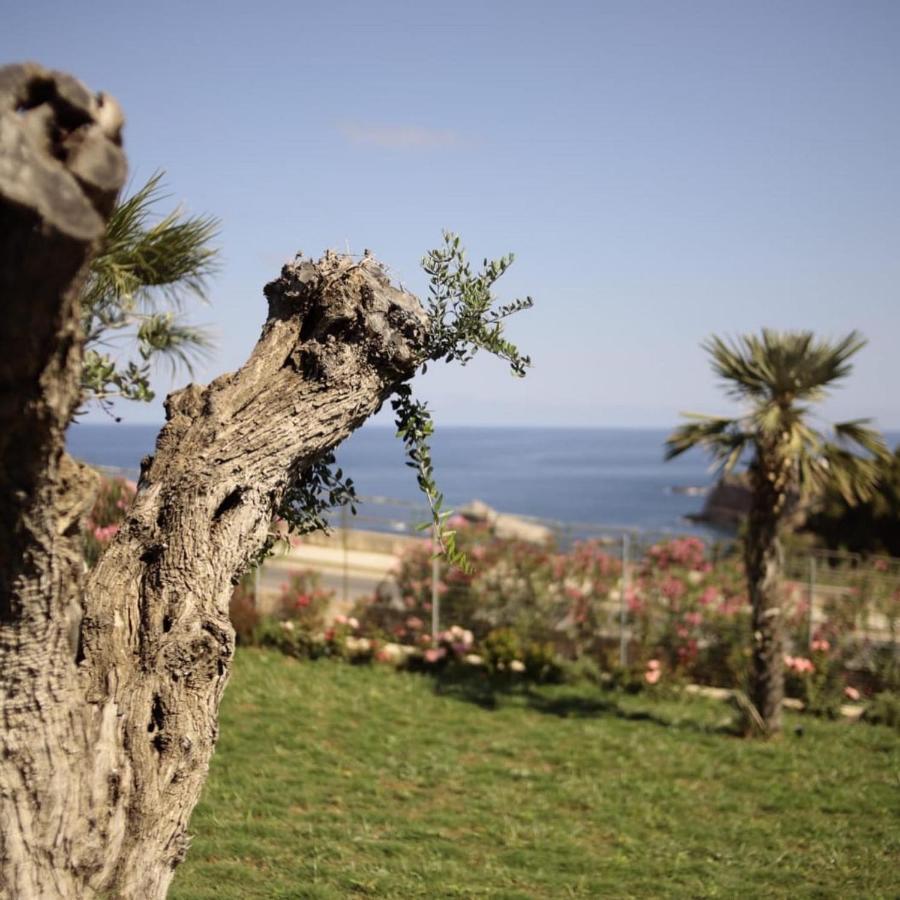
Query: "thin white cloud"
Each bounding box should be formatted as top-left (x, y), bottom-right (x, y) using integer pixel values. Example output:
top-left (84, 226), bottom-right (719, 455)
top-left (338, 121), bottom-right (461, 150)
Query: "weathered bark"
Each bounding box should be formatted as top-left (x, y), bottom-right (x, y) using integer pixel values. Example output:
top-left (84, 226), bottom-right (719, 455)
top-left (0, 63), bottom-right (128, 899)
top-left (744, 459), bottom-right (787, 736)
top-left (0, 64), bottom-right (427, 898)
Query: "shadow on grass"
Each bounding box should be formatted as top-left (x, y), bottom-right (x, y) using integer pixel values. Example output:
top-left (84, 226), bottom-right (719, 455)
top-left (429, 666), bottom-right (742, 736)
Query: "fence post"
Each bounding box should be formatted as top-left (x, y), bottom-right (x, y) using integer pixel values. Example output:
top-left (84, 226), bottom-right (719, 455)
top-left (340, 503), bottom-right (349, 609)
top-left (807, 554), bottom-right (817, 647)
top-left (620, 531), bottom-right (630, 668)
top-left (431, 521), bottom-right (441, 640)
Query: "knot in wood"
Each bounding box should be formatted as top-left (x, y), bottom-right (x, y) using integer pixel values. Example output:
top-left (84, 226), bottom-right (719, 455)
top-left (264, 252), bottom-right (428, 381)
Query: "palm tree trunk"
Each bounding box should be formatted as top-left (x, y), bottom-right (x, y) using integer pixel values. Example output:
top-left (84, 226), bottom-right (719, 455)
top-left (744, 473), bottom-right (785, 736)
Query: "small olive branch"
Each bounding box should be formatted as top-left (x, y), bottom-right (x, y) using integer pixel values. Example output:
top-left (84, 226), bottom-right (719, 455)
top-left (393, 231), bottom-right (533, 570)
top-left (260, 453), bottom-right (358, 567)
top-left (391, 385), bottom-right (470, 572)
top-left (274, 232), bottom-right (532, 571)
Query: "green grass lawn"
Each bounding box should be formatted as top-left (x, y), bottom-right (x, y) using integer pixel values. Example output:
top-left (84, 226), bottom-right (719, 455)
top-left (171, 650), bottom-right (899, 899)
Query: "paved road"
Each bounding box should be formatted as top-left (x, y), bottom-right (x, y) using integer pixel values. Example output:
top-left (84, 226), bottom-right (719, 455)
top-left (253, 543), bottom-right (398, 615)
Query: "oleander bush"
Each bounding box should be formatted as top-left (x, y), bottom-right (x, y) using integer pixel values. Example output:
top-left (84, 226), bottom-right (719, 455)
top-left (350, 522), bottom-right (899, 706)
top-left (81, 475), bottom-right (136, 568)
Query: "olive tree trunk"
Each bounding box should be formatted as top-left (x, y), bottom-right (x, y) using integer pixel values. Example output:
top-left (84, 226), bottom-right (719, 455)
top-left (0, 64), bottom-right (426, 898)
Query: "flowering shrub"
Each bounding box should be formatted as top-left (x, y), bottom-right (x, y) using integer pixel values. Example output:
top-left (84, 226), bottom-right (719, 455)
top-left (624, 538), bottom-right (751, 686)
top-left (862, 692), bottom-right (900, 731)
top-left (274, 571), bottom-right (334, 633)
top-left (784, 639), bottom-right (845, 718)
top-left (229, 575), bottom-right (260, 645)
top-left (82, 475), bottom-right (136, 567)
top-left (355, 522), bottom-right (621, 656)
top-left (351, 523), bottom-right (485, 643)
top-left (413, 625), bottom-right (476, 668)
top-left (256, 618), bottom-right (329, 660)
top-left (246, 570), bottom-right (341, 658)
top-left (223, 520), bottom-right (899, 713)
top-left (353, 527), bottom-right (900, 701)
top-left (644, 658), bottom-right (662, 685)
top-left (255, 611), bottom-right (375, 662)
top-left (481, 627), bottom-right (524, 674)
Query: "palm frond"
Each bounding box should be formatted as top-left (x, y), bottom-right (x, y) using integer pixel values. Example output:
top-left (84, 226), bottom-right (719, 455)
top-left (702, 334), bottom-right (773, 401)
top-left (833, 419), bottom-right (891, 461)
top-left (702, 329), bottom-right (866, 405)
top-left (665, 414), bottom-right (750, 475)
top-left (78, 172), bottom-right (220, 409)
top-left (672, 329), bottom-right (885, 511)
top-left (136, 313), bottom-right (215, 377)
top-left (82, 171), bottom-right (220, 320)
top-left (820, 444), bottom-right (883, 505)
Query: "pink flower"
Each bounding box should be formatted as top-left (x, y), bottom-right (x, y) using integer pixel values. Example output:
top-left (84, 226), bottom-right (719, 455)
top-left (334, 614), bottom-right (348, 625)
top-left (684, 611), bottom-right (703, 628)
top-left (661, 576), bottom-right (686, 603)
top-left (699, 587), bottom-right (718, 606)
top-left (296, 595), bottom-right (311, 608)
top-left (626, 587), bottom-right (643, 613)
top-left (92, 524), bottom-right (120, 542)
top-left (844, 686), bottom-right (861, 701)
top-left (424, 647), bottom-right (446, 664)
top-left (784, 655), bottom-right (815, 674)
top-left (718, 596), bottom-right (745, 617)
top-left (406, 616), bottom-right (424, 631)
top-left (810, 639), bottom-right (830, 653)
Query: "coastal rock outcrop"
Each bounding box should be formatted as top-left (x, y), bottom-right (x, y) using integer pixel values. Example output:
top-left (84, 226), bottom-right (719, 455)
top-left (459, 499), bottom-right (555, 544)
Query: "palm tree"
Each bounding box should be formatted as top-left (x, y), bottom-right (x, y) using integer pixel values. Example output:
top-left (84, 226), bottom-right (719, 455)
top-left (666, 330), bottom-right (888, 735)
top-left (79, 171), bottom-right (219, 417)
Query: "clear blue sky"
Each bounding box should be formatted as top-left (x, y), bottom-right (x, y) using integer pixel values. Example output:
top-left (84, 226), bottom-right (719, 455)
top-left (7, 0), bottom-right (899, 428)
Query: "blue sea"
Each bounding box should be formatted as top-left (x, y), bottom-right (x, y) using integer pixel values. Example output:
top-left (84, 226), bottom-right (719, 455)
top-left (68, 423), bottom-right (723, 535)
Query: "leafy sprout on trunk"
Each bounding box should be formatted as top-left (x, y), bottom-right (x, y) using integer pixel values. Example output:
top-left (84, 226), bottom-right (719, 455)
top-left (394, 232), bottom-right (533, 569)
top-left (278, 232), bottom-right (534, 571)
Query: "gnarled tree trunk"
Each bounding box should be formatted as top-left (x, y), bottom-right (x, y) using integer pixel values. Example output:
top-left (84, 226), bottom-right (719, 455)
top-left (0, 64), bottom-right (426, 898)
